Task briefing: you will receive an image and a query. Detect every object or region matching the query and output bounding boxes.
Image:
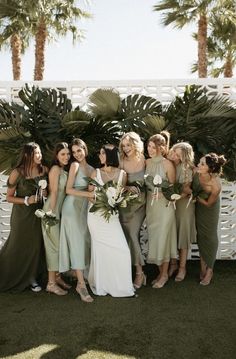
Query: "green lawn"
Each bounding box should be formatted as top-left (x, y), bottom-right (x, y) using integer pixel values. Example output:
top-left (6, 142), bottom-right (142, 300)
top-left (0, 261), bottom-right (235, 359)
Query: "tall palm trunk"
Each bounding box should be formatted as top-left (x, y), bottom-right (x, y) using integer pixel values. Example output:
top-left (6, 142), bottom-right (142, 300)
top-left (34, 16), bottom-right (47, 81)
top-left (10, 33), bottom-right (21, 80)
top-left (224, 54), bottom-right (233, 77)
top-left (198, 14), bottom-right (207, 78)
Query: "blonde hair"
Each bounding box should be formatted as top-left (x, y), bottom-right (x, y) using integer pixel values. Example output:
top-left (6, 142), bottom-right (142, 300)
top-left (170, 142), bottom-right (195, 183)
top-left (160, 130), bottom-right (170, 156)
top-left (119, 132), bottom-right (144, 159)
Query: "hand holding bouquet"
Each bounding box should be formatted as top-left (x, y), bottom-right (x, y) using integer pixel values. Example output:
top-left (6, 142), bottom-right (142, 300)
top-left (35, 209), bottom-right (59, 234)
top-left (145, 174), bottom-right (183, 208)
top-left (86, 178), bottom-right (139, 222)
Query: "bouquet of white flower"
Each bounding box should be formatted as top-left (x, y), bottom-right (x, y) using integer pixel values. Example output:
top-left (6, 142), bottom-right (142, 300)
top-left (35, 209), bottom-right (59, 234)
top-left (87, 178), bottom-right (139, 222)
top-left (145, 174), bottom-right (183, 209)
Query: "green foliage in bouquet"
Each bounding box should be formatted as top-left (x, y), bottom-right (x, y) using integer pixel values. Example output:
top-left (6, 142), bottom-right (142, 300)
top-left (86, 177), bottom-right (139, 222)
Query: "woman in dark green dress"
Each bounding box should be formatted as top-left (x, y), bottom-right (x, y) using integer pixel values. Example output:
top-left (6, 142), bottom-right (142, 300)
top-left (195, 153), bottom-right (226, 286)
top-left (0, 142), bottom-right (48, 292)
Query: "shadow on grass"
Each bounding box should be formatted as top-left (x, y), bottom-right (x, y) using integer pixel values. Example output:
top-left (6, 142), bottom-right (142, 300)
top-left (0, 261), bottom-right (236, 359)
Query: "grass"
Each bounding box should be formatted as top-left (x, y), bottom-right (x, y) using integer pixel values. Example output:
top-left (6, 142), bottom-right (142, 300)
top-left (0, 261), bottom-right (236, 359)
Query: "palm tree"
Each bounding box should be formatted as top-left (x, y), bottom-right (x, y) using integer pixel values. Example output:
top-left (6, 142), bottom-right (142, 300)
top-left (207, 9), bottom-right (236, 77)
top-left (0, 0), bottom-right (32, 80)
top-left (32, 0), bottom-right (91, 80)
top-left (0, 0), bottom-right (90, 81)
top-left (153, 0), bottom-right (216, 78)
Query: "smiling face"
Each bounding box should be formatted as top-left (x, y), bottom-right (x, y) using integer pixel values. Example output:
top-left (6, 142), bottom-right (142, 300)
top-left (171, 148), bottom-right (182, 165)
top-left (121, 137), bottom-right (135, 158)
top-left (147, 141), bottom-right (157, 158)
top-left (57, 148), bottom-right (70, 167)
top-left (198, 157), bottom-right (209, 174)
top-left (33, 147), bottom-right (42, 165)
top-left (99, 148), bottom-right (107, 165)
top-left (72, 145), bottom-right (86, 163)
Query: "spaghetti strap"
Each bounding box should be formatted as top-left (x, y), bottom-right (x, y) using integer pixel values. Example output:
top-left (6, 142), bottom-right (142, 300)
top-left (96, 169), bottom-right (103, 185)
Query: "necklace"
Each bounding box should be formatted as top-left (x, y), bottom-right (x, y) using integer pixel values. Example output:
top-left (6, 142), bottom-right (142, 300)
top-left (102, 168), bottom-right (116, 180)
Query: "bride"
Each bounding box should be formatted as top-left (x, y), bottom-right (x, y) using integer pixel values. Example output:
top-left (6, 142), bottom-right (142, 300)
top-left (87, 144), bottom-right (135, 297)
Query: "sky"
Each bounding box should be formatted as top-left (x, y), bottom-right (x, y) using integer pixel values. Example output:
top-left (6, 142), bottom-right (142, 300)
top-left (0, 0), bottom-right (198, 81)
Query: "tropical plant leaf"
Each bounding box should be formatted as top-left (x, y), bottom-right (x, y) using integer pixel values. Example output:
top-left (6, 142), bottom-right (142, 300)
top-left (88, 88), bottom-right (121, 118)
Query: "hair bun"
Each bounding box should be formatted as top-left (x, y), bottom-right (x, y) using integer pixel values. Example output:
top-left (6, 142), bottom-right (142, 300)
top-left (217, 155), bottom-right (227, 166)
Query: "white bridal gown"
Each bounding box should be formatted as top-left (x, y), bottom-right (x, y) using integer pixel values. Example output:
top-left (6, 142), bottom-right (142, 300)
top-left (88, 169), bottom-right (135, 297)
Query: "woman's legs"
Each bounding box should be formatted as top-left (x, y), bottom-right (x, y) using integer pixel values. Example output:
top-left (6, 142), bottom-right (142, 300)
top-left (75, 269), bottom-right (94, 302)
top-left (175, 249), bottom-right (188, 282)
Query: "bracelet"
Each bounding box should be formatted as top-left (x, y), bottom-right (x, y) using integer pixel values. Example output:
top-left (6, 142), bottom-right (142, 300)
top-left (24, 196), bottom-right (30, 206)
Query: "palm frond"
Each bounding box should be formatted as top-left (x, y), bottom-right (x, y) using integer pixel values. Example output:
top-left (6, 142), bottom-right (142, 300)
top-left (88, 88), bottom-right (121, 118)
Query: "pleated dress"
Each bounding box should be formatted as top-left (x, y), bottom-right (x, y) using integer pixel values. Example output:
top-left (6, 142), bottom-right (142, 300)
top-left (42, 169), bottom-right (67, 271)
top-left (145, 156), bottom-right (177, 266)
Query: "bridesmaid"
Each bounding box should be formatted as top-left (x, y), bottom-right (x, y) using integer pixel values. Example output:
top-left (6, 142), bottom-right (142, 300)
top-left (194, 153), bottom-right (226, 285)
top-left (59, 138), bottom-right (94, 302)
top-left (42, 142), bottom-right (71, 295)
top-left (0, 142), bottom-right (48, 292)
top-left (168, 142), bottom-right (196, 281)
top-left (119, 132), bottom-right (146, 289)
top-left (145, 134), bottom-right (177, 288)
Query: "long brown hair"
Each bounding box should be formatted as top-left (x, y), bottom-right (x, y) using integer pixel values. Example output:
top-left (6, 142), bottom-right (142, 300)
top-left (16, 142), bottom-right (43, 177)
top-left (51, 142), bottom-right (70, 168)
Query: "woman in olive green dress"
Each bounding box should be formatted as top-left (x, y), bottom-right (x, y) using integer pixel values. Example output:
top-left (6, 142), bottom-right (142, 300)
top-left (145, 134), bottom-right (177, 289)
top-left (42, 142), bottom-right (71, 296)
top-left (168, 142), bottom-right (196, 282)
top-left (119, 132), bottom-right (146, 289)
top-left (0, 142), bottom-right (48, 292)
top-left (194, 153), bottom-right (226, 286)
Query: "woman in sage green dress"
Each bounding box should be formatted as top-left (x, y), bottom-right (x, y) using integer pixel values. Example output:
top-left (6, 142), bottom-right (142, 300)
top-left (145, 134), bottom-right (177, 289)
top-left (42, 142), bottom-right (71, 296)
top-left (119, 132), bottom-right (146, 289)
top-left (59, 138), bottom-right (94, 303)
top-left (194, 153), bottom-right (226, 286)
top-left (0, 142), bottom-right (48, 292)
top-left (168, 142), bottom-right (196, 282)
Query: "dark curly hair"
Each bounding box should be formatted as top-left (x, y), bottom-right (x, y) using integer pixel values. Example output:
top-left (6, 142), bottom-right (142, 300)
top-left (205, 153), bottom-right (227, 175)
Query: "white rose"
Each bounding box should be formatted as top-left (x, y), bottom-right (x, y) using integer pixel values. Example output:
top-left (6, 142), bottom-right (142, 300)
top-left (35, 209), bottom-right (45, 218)
top-left (153, 175), bottom-right (162, 185)
top-left (38, 179), bottom-right (47, 189)
top-left (46, 210), bottom-right (56, 218)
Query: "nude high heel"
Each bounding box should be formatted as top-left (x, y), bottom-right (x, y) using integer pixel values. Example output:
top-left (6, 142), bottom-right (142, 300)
top-left (76, 284), bottom-right (94, 303)
top-left (46, 282), bottom-right (68, 296)
top-left (133, 272), bottom-right (147, 289)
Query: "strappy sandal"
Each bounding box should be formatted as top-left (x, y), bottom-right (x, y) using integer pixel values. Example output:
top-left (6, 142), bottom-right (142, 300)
top-left (152, 275), bottom-right (168, 289)
top-left (133, 272), bottom-right (147, 289)
top-left (76, 285), bottom-right (94, 303)
top-left (46, 282), bottom-right (68, 296)
top-left (175, 267), bottom-right (186, 282)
